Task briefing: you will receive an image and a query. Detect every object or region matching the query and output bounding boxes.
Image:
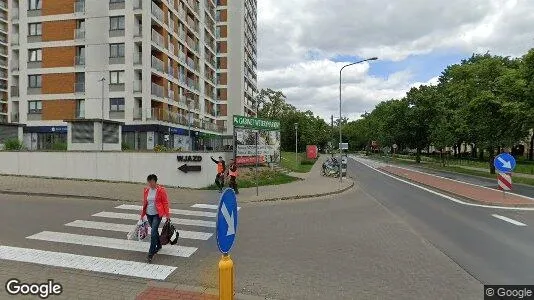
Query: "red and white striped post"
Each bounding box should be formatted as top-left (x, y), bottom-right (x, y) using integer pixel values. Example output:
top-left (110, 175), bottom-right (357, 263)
top-left (498, 172), bottom-right (512, 198)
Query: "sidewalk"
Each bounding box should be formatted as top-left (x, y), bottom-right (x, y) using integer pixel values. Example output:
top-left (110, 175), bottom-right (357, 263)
top-left (136, 282), bottom-right (264, 300)
top-left (380, 165), bottom-right (534, 207)
top-left (0, 156), bottom-right (353, 204)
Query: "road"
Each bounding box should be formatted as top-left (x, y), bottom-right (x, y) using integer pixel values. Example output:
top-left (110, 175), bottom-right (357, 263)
top-left (5, 155), bottom-right (534, 298)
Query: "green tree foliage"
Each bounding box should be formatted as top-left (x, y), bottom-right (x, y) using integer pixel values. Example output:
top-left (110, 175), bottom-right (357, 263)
top-left (342, 49), bottom-right (534, 172)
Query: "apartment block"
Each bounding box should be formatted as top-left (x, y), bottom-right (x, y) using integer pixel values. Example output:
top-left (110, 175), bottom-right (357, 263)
top-left (216, 0), bottom-right (257, 133)
top-left (9, 0), bottom-right (223, 150)
top-left (0, 0), bottom-right (7, 123)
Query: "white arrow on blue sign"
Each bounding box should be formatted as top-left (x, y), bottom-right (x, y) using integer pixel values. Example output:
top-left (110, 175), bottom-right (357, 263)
top-left (216, 188), bottom-right (238, 254)
top-left (494, 153), bottom-right (516, 173)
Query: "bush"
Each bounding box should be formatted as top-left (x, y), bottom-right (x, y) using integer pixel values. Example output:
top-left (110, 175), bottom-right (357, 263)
top-left (51, 142), bottom-right (67, 151)
top-left (121, 142), bottom-right (131, 151)
top-left (153, 144), bottom-right (168, 152)
top-left (3, 139), bottom-right (23, 151)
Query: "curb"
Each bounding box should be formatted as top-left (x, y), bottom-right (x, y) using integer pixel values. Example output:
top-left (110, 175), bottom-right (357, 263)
top-left (379, 168), bottom-right (534, 208)
top-left (144, 282), bottom-right (267, 300)
top-left (0, 179), bottom-right (355, 204)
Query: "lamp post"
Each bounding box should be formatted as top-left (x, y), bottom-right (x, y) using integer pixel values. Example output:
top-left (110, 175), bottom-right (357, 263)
top-left (183, 91), bottom-right (195, 151)
top-left (98, 77), bottom-right (106, 151)
top-left (254, 98), bottom-right (265, 196)
top-left (294, 123), bottom-right (298, 169)
top-left (339, 57), bottom-right (377, 182)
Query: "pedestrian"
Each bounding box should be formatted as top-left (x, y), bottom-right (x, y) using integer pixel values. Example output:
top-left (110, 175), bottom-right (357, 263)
top-left (227, 159), bottom-right (239, 194)
top-left (211, 156), bottom-right (226, 192)
top-left (140, 174), bottom-right (171, 263)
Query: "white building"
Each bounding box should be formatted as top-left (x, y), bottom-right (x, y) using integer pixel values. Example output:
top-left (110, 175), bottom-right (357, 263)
top-left (8, 0), bottom-right (229, 150)
top-left (0, 0), bottom-right (7, 123)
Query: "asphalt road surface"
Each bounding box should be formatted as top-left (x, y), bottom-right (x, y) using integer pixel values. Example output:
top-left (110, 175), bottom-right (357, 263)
top-left (8, 157), bottom-right (530, 298)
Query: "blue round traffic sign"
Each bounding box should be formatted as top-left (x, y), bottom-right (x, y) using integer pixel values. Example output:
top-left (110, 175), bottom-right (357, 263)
top-left (494, 153), bottom-right (516, 173)
top-left (216, 188), bottom-right (238, 254)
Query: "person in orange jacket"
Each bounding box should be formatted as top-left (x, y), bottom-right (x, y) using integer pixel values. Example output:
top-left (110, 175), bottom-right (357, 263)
top-left (211, 156), bottom-right (226, 192)
top-left (227, 159), bottom-right (239, 194)
top-left (140, 174), bottom-right (170, 263)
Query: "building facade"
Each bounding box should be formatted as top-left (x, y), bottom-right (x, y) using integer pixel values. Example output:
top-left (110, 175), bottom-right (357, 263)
top-left (216, 0), bottom-right (257, 134)
top-left (8, 0), bottom-right (226, 150)
top-left (0, 0), bottom-right (7, 123)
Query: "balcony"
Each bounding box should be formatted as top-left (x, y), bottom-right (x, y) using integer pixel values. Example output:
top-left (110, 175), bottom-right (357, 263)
top-left (11, 8), bottom-right (18, 20)
top-left (151, 1), bottom-right (164, 23)
top-left (75, 108), bottom-right (85, 119)
top-left (133, 52), bottom-right (142, 64)
top-left (74, 82), bottom-right (85, 93)
top-left (186, 0), bottom-right (199, 15)
top-left (133, 107), bottom-right (142, 120)
top-left (151, 56), bottom-right (164, 73)
top-left (74, 1), bottom-right (85, 13)
top-left (10, 60), bottom-right (18, 71)
top-left (133, 26), bottom-right (142, 38)
top-left (11, 112), bottom-right (19, 123)
top-left (178, 52), bottom-right (186, 64)
top-left (0, 70), bottom-right (6, 79)
top-left (0, 1), bottom-right (7, 9)
top-left (186, 58), bottom-right (197, 71)
top-left (134, 80), bottom-right (142, 92)
top-left (151, 29), bottom-right (165, 48)
top-left (75, 28), bottom-right (85, 40)
top-left (11, 33), bottom-right (19, 45)
top-left (151, 83), bottom-right (164, 98)
top-left (186, 37), bottom-right (199, 52)
top-left (75, 55), bottom-right (85, 66)
top-left (149, 108), bottom-right (189, 126)
top-left (10, 86), bottom-right (18, 97)
top-left (133, 0), bottom-right (142, 9)
top-left (186, 18), bottom-right (198, 33)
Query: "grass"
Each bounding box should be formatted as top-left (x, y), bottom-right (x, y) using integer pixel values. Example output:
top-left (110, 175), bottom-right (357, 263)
top-left (280, 151), bottom-right (317, 173)
top-left (369, 154), bottom-right (534, 186)
top-left (202, 168), bottom-right (299, 190)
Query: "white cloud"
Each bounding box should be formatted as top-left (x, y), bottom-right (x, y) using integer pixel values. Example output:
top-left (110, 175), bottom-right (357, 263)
top-left (257, 0), bottom-right (534, 121)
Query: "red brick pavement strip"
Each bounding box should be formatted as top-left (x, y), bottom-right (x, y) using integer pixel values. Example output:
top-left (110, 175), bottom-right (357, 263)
top-left (380, 165), bottom-right (534, 207)
top-left (136, 286), bottom-right (218, 300)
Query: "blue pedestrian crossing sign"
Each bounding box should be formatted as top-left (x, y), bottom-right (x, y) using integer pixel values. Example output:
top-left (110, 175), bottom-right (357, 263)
top-left (494, 153), bottom-right (516, 173)
top-left (216, 188), bottom-right (238, 254)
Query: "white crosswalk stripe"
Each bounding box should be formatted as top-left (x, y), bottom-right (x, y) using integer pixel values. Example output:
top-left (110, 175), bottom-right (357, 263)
top-left (115, 204), bottom-right (217, 218)
top-left (0, 245), bottom-right (176, 280)
top-left (93, 211), bottom-right (216, 227)
top-left (191, 203), bottom-right (241, 211)
top-left (27, 231), bottom-right (198, 257)
top-left (65, 220), bottom-right (213, 240)
top-left (0, 203), bottom-right (231, 280)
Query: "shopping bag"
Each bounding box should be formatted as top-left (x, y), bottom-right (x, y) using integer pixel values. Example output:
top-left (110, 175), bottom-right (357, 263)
top-left (160, 219), bottom-right (179, 245)
top-left (126, 222), bottom-right (139, 240)
top-left (138, 220), bottom-right (150, 241)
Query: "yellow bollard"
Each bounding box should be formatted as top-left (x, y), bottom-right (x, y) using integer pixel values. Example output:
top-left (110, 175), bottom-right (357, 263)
top-left (219, 254), bottom-right (234, 300)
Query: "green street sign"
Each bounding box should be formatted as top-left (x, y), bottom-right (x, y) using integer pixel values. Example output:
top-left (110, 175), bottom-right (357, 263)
top-left (233, 115), bottom-right (280, 131)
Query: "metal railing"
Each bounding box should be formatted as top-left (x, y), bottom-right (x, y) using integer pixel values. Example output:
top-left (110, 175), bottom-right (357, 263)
top-left (75, 55), bottom-right (85, 66)
top-left (151, 29), bottom-right (164, 48)
top-left (186, 57), bottom-right (196, 71)
top-left (186, 0), bottom-right (199, 14)
top-left (186, 18), bottom-right (198, 33)
top-left (134, 52), bottom-right (142, 64)
top-left (151, 1), bottom-right (164, 23)
top-left (74, 1), bottom-right (85, 13)
top-left (74, 82), bottom-right (85, 93)
top-left (134, 80), bottom-right (142, 92)
top-left (151, 83), bottom-right (164, 98)
top-left (149, 108), bottom-right (188, 126)
top-left (151, 55), bottom-right (164, 73)
top-left (75, 28), bottom-right (85, 40)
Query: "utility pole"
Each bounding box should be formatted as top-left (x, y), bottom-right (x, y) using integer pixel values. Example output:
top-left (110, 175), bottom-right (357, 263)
top-left (331, 115), bottom-right (334, 156)
top-left (99, 77), bottom-right (106, 151)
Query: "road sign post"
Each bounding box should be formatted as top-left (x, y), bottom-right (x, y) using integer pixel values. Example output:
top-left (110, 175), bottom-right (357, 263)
top-left (216, 188), bottom-right (238, 300)
top-left (494, 153), bottom-right (516, 197)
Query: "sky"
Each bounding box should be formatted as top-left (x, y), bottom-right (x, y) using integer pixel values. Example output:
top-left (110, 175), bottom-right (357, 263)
top-left (256, 0), bottom-right (534, 121)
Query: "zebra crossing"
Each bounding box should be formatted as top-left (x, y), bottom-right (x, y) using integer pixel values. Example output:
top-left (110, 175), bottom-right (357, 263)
top-left (0, 202), bottom-right (240, 280)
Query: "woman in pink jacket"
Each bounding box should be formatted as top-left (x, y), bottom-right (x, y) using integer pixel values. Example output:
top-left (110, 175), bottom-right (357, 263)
top-left (140, 174), bottom-right (171, 263)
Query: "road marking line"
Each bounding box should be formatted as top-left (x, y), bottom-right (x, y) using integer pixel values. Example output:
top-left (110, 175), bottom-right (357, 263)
top-left (350, 156), bottom-right (534, 211)
top-left (93, 211), bottom-right (216, 228)
top-left (0, 245), bottom-right (176, 280)
top-left (65, 220), bottom-right (213, 240)
top-left (491, 214), bottom-right (527, 226)
top-left (191, 204), bottom-right (241, 211)
top-left (115, 204), bottom-right (217, 218)
top-left (27, 231), bottom-right (198, 257)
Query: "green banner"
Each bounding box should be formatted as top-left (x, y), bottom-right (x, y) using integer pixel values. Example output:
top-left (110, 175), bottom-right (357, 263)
top-left (233, 115), bottom-right (280, 131)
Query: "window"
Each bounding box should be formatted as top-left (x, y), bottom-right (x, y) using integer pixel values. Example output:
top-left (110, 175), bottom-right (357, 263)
top-left (28, 49), bottom-right (42, 62)
top-left (109, 71), bottom-right (124, 84)
top-left (28, 100), bottom-right (42, 113)
top-left (110, 98), bottom-right (125, 112)
top-left (110, 16), bottom-right (125, 31)
top-left (109, 43), bottom-right (125, 58)
top-left (29, 0), bottom-right (42, 10)
top-left (28, 75), bottom-right (42, 88)
top-left (28, 23), bottom-right (42, 36)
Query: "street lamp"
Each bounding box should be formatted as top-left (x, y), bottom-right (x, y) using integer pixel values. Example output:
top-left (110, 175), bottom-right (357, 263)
top-left (98, 77), bottom-right (106, 151)
top-left (183, 91), bottom-right (195, 151)
top-left (294, 123), bottom-right (298, 169)
top-left (339, 57), bottom-right (377, 182)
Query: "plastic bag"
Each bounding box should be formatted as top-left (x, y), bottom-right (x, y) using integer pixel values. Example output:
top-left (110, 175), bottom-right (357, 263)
top-left (138, 220), bottom-right (150, 241)
top-left (126, 222), bottom-right (139, 240)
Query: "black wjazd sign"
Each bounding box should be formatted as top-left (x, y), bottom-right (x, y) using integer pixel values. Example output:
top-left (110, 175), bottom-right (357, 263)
top-left (178, 164), bottom-right (202, 173)
top-left (177, 155), bottom-right (203, 162)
